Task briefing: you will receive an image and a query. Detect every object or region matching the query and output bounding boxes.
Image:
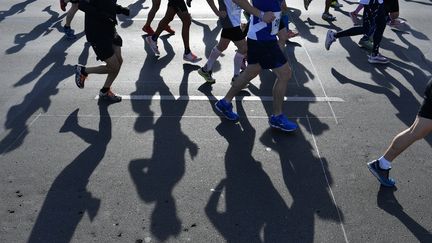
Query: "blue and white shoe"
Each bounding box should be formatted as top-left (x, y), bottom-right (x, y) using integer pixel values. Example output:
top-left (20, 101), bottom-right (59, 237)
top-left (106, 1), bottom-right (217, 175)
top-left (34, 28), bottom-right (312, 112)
top-left (367, 160), bottom-right (396, 187)
top-left (269, 114), bottom-right (297, 132)
top-left (215, 99), bottom-right (239, 121)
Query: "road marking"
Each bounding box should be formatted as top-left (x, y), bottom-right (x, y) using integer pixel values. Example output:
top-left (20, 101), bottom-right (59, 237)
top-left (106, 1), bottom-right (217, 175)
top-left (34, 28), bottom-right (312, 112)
top-left (95, 95), bottom-right (344, 102)
top-left (306, 115), bottom-right (349, 243)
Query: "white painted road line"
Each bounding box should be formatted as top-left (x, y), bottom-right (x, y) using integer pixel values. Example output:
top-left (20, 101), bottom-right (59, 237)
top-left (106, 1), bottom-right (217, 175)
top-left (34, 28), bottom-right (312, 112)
top-left (95, 95), bottom-right (344, 102)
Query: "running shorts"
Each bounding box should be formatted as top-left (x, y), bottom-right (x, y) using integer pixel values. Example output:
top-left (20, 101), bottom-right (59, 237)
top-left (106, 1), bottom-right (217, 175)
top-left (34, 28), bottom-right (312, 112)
top-left (90, 32), bottom-right (123, 61)
top-left (221, 26), bottom-right (246, 42)
top-left (168, 0), bottom-right (188, 12)
top-left (247, 39), bottom-right (287, 69)
top-left (383, 0), bottom-right (399, 13)
top-left (418, 79), bottom-right (432, 119)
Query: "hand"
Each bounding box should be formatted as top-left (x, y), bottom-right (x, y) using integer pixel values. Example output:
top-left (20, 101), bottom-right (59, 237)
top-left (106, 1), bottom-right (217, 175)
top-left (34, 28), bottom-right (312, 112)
top-left (218, 10), bottom-right (227, 18)
top-left (262, 11), bottom-right (275, 23)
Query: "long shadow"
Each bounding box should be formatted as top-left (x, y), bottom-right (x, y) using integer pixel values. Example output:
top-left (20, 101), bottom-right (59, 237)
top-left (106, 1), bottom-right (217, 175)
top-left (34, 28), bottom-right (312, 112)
top-left (0, 0), bottom-right (37, 23)
top-left (377, 187), bottom-right (432, 242)
top-left (129, 36), bottom-right (199, 241)
top-left (331, 67), bottom-right (432, 147)
top-left (0, 33), bottom-right (84, 155)
top-left (259, 124), bottom-right (344, 242)
top-left (6, 6), bottom-right (67, 55)
top-left (27, 104), bottom-right (112, 242)
top-left (206, 102), bottom-right (294, 242)
top-left (404, 0), bottom-right (432, 6)
top-left (288, 7), bottom-right (319, 43)
top-left (192, 19), bottom-right (222, 72)
top-left (118, 0), bottom-right (146, 28)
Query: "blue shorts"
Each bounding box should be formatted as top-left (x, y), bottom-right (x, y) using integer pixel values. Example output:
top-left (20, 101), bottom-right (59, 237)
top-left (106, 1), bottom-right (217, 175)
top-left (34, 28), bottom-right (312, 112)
top-left (247, 39), bottom-right (287, 69)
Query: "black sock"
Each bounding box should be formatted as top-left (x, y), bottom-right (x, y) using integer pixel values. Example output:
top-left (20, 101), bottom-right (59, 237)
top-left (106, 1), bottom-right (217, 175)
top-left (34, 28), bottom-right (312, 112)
top-left (151, 35), bottom-right (158, 42)
top-left (100, 87), bottom-right (109, 93)
top-left (184, 48), bottom-right (191, 55)
top-left (64, 25), bottom-right (71, 29)
top-left (81, 67), bottom-right (88, 76)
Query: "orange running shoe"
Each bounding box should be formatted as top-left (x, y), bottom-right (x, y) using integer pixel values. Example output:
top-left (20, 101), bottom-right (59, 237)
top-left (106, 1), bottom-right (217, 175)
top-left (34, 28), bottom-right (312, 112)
top-left (142, 25), bottom-right (155, 35)
top-left (164, 25), bottom-right (175, 34)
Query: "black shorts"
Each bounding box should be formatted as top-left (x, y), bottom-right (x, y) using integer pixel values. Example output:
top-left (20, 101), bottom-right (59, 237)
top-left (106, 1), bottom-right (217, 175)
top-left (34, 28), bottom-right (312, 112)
top-left (168, 0), bottom-right (188, 12)
top-left (90, 33), bottom-right (122, 61)
top-left (247, 39), bottom-right (287, 69)
top-left (221, 26), bottom-right (246, 42)
top-left (384, 0), bottom-right (399, 13)
top-left (418, 79), bottom-right (432, 119)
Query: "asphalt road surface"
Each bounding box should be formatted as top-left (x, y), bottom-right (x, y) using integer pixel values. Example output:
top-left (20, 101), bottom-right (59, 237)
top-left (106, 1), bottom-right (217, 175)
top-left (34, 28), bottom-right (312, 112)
top-left (0, 0), bottom-right (431, 242)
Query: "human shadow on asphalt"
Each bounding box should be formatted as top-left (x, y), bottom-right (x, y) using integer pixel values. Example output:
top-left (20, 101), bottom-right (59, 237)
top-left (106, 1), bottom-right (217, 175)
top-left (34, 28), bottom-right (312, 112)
top-left (129, 38), bottom-right (199, 241)
top-left (377, 186), bottom-right (432, 242)
top-left (192, 19), bottom-right (222, 73)
top-left (28, 103), bottom-right (112, 242)
top-left (0, 0), bottom-right (37, 23)
top-left (331, 68), bottom-right (432, 146)
top-left (118, 0), bottom-right (146, 28)
top-left (6, 6), bottom-right (67, 55)
top-left (205, 100), bottom-right (343, 241)
top-left (288, 7), bottom-right (319, 43)
top-left (0, 34), bottom-right (84, 155)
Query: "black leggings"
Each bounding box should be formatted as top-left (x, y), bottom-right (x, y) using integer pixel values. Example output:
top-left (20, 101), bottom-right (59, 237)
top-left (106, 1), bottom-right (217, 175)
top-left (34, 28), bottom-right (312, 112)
top-left (335, 3), bottom-right (386, 55)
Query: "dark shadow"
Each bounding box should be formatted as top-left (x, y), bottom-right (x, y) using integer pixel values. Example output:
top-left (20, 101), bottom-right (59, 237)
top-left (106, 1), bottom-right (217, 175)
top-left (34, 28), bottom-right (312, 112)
top-left (259, 123), bottom-right (344, 242)
top-left (206, 102), bottom-right (293, 241)
top-left (6, 6), bottom-right (68, 55)
top-left (287, 7), bottom-right (319, 43)
top-left (0, 33), bottom-right (84, 155)
top-left (331, 68), bottom-right (432, 146)
top-left (27, 104), bottom-right (112, 242)
top-left (129, 37), bottom-right (199, 241)
top-left (0, 0), bottom-right (37, 23)
top-left (377, 186), bottom-right (432, 241)
top-left (192, 19), bottom-right (222, 72)
top-left (118, 0), bottom-right (146, 28)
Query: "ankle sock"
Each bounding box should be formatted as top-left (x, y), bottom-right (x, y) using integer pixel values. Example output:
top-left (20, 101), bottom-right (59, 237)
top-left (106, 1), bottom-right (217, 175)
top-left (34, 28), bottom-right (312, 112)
top-left (378, 156), bottom-right (392, 169)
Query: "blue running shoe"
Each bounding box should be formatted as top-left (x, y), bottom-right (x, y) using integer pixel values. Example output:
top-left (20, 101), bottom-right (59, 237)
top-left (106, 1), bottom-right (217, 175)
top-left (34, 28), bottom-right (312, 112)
top-left (269, 114), bottom-right (297, 132)
top-left (64, 26), bottom-right (76, 39)
top-left (215, 99), bottom-right (239, 121)
top-left (367, 160), bottom-right (396, 187)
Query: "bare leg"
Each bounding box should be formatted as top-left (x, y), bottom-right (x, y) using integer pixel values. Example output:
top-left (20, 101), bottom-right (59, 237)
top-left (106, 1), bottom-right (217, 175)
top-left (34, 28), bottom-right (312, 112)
top-left (154, 7), bottom-right (176, 36)
top-left (84, 45), bottom-right (122, 88)
top-left (65, 3), bottom-right (78, 27)
top-left (145, 0), bottom-right (161, 27)
top-left (383, 116), bottom-right (432, 162)
top-left (271, 62), bottom-right (292, 115)
top-left (224, 64), bottom-right (261, 102)
top-left (176, 10), bottom-right (192, 51)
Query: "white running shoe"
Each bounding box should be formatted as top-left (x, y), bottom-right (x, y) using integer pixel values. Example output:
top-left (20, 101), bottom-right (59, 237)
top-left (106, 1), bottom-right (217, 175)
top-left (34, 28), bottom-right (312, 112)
top-left (368, 53), bottom-right (390, 64)
top-left (145, 36), bottom-right (160, 56)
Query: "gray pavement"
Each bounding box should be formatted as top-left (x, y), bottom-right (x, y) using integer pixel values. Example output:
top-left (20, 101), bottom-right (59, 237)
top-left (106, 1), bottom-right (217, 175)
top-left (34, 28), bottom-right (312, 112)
top-left (0, 0), bottom-right (431, 242)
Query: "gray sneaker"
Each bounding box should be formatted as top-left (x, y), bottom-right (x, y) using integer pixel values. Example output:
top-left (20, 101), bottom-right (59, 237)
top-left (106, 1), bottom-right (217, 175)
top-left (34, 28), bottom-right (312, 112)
top-left (325, 29), bottom-right (336, 50)
top-left (145, 36), bottom-right (160, 56)
top-left (99, 89), bottom-right (122, 102)
top-left (368, 53), bottom-right (390, 64)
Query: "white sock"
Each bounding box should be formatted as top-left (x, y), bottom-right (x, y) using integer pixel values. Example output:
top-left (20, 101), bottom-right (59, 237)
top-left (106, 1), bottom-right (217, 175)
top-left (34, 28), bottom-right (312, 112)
top-left (233, 52), bottom-right (245, 76)
top-left (378, 156), bottom-right (392, 169)
top-left (205, 46), bottom-right (222, 71)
